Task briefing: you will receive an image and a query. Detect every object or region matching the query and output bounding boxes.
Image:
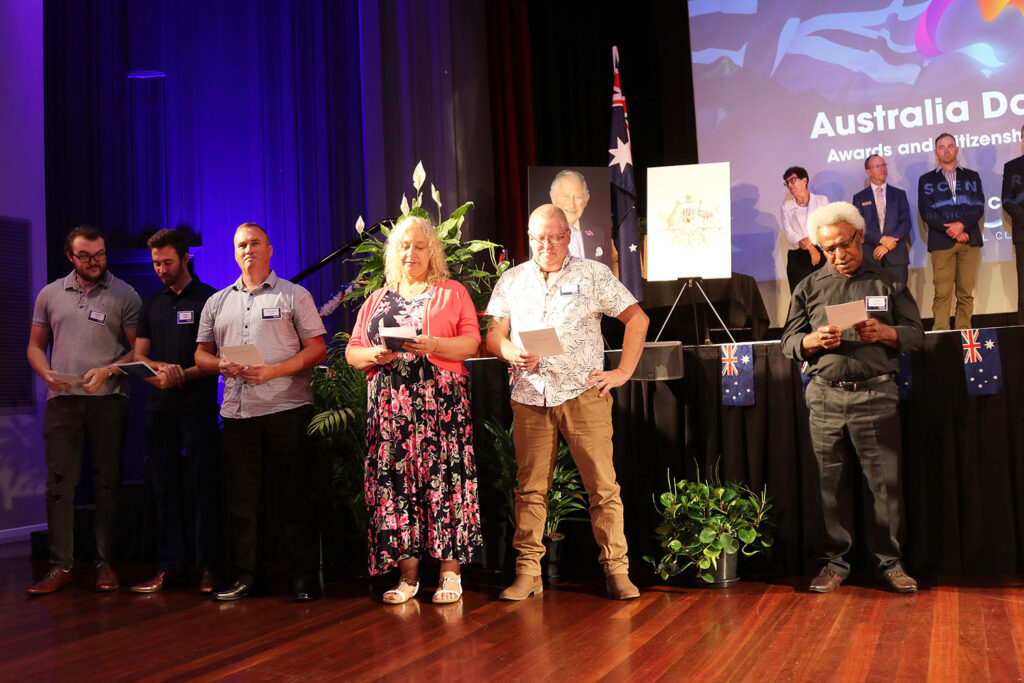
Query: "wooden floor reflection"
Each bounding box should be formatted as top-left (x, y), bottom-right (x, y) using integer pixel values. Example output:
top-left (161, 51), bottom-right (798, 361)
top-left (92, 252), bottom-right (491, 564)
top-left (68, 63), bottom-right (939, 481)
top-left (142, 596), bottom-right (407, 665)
top-left (2, 542), bottom-right (1023, 681)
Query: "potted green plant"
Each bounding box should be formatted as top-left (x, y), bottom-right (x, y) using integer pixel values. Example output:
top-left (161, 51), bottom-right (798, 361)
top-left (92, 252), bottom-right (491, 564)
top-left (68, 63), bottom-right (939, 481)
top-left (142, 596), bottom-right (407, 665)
top-left (474, 418), bottom-right (589, 581)
top-left (307, 332), bottom-right (370, 573)
top-left (643, 467), bottom-right (772, 587)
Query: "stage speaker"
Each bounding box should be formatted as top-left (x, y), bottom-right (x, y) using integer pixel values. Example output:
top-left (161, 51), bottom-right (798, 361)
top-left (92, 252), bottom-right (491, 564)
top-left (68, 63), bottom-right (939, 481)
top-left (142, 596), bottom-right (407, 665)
top-left (605, 341), bottom-right (683, 381)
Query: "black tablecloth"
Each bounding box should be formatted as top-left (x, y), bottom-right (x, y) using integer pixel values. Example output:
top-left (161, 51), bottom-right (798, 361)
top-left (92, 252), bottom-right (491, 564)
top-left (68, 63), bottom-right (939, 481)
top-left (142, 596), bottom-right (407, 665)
top-left (469, 325), bottom-right (1024, 577)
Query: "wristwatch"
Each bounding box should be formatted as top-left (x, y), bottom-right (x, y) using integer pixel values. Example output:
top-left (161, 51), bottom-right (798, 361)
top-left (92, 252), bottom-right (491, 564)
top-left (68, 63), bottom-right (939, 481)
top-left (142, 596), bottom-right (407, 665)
top-left (106, 367), bottom-right (114, 380)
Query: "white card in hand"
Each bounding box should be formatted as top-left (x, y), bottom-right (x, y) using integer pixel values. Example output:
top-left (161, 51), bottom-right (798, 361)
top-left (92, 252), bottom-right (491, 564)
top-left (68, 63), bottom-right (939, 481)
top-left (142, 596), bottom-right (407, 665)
top-left (518, 328), bottom-right (563, 357)
top-left (825, 300), bottom-right (868, 330)
top-left (221, 344), bottom-right (266, 366)
top-left (50, 372), bottom-right (82, 386)
top-left (379, 326), bottom-right (416, 352)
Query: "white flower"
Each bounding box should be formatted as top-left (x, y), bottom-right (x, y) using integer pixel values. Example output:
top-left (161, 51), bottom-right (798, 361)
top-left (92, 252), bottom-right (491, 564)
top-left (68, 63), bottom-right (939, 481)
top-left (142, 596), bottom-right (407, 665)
top-left (595, 247), bottom-right (603, 257)
top-left (431, 183), bottom-right (442, 211)
top-left (400, 194), bottom-right (410, 215)
top-left (412, 161), bottom-right (426, 192)
top-left (354, 215), bottom-right (365, 234)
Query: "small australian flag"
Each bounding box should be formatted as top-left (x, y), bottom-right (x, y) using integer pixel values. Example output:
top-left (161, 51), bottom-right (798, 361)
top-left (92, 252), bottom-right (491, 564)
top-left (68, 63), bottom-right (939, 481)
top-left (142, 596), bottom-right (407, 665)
top-left (721, 343), bottom-right (754, 406)
top-left (961, 328), bottom-right (1003, 396)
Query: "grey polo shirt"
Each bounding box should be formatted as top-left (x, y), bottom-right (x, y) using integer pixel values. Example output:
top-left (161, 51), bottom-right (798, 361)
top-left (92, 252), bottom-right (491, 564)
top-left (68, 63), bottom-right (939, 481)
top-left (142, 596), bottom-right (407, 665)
top-left (197, 271), bottom-right (326, 419)
top-left (32, 270), bottom-right (142, 400)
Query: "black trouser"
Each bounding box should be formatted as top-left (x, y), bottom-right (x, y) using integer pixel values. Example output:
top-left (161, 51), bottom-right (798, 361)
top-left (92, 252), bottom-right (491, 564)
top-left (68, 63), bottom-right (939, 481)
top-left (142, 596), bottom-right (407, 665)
top-left (1016, 244), bottom-right (1024, 325)
top-left (145, 407), bottom-right (224, 573)
top-left (42, 394), bottom-right (127, 569)
top-left (221, 405), bottom-right (317, 582)
top-left (786, 247), bottom-right (825, 293)
top-left (805, 379), bottom-right (905, 577)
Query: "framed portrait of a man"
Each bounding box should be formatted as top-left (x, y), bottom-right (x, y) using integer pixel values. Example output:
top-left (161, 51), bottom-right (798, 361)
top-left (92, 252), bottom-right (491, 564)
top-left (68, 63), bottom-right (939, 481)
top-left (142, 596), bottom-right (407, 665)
top-left (528, 166), bottom-right (613, 269)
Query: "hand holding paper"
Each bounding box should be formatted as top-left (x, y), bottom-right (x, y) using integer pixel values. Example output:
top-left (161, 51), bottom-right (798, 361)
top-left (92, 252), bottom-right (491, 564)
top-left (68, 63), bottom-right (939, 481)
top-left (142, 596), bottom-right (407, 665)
top-left (379, 326), bottom-right (416, 352)
top-left (517, 328), bottom-right (563, 358)
top-left (825, 300), bottom-right (868, 330)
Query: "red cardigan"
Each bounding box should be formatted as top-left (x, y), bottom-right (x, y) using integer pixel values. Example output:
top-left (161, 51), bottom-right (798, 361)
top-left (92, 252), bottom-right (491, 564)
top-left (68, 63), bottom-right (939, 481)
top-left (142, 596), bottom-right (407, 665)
top-left (349, 279), bottom-right (480, 377)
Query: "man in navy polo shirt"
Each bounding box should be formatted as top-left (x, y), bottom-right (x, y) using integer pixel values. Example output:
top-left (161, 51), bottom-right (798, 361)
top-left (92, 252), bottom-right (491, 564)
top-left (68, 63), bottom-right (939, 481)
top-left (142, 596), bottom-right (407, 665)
top-left (129, 229), bottom-right (223, 594)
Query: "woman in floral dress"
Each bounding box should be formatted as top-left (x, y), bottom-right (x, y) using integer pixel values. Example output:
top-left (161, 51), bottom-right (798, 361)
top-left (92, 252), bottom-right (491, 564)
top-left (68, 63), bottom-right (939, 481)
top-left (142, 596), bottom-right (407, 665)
top-left (347, 215), bottom-right (482, 604)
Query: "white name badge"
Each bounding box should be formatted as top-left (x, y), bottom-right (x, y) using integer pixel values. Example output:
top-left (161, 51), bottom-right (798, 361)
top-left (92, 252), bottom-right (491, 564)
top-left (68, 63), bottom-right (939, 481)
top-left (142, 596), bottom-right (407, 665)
top-left (262, 307), bottom-right (282, 319)
top-left (177, 310), bottom-right (194, 324)
top-left (87, 309), bottom-right (108, 325)
top-left (559, 283), bottom-right (581, 296)
top-left (865, 296), bottom-right (889, 312)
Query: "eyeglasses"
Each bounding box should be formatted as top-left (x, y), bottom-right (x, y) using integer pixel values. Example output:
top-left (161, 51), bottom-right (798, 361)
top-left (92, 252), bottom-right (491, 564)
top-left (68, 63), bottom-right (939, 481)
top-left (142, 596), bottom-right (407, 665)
top-left (821, 238), bottom-right (858, 256)
top-left (528, 230), bottom-right (570, 246)
top-left (783, 176), bottom-right (803, 187)
top-left (72, 250), bottom-right (107, 263)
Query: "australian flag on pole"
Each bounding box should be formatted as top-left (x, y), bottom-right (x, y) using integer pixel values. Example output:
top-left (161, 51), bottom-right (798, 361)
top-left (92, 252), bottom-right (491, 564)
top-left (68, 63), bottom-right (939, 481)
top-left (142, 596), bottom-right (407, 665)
top-left (961, 328), bottom-right (1003, 396)
top-left (721, 343), bottom-right (754, 406)
top-left (609, 46), bottom-right (643, 301)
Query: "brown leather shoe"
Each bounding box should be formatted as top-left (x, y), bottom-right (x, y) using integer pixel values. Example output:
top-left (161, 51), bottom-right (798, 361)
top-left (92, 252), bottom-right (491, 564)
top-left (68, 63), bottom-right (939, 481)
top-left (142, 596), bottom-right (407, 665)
top-left (198, 569), bottom-right (217, 594)
top-left (27, 567), bottom-right (74, 595)
top-left (130, 571), bottom-right (180, 593)
top-left (606, 573), bottom-right (640, 600)
top-left (809, 567), bottom-right (844, 593)
top-left (95, 563), bottom-right (120, 592)
top-left (499, 574), bottom-right (543, 601)
top-left (883, 570), bottom-right (918, 593)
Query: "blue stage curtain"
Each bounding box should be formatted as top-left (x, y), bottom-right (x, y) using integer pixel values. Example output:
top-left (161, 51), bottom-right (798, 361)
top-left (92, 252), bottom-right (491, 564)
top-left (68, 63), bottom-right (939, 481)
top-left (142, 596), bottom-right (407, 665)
top-left (44, 0), bottom-right (497, 334)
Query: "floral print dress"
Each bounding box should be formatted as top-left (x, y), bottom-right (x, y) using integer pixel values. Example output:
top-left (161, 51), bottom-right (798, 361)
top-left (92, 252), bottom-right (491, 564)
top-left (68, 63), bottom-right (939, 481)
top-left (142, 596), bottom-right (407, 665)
top-left (363, 290), bottom-right (482, 575)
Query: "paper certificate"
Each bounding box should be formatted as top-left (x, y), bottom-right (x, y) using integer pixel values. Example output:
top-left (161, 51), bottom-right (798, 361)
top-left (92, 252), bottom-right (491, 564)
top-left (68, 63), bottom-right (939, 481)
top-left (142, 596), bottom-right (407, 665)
top-left (825, 300), bottom-right (868, 330)
top-left (379, 326), bottom-right (416, 352)
top-left (50, 372), bottom-right (82, 386)
top-left (221, 344), bottom-right (266, 366)
top-left (518, 328), bottom-right (563, 357)
top-left (115, 361), bottom-right (158, 378)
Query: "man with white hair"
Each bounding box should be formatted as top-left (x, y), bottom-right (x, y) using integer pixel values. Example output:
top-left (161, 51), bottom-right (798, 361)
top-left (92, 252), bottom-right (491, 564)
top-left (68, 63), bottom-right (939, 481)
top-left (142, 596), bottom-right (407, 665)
top-left (549, 169), bottom-right (595, 260)
top-left (781, 201), bottom-right (923, 594)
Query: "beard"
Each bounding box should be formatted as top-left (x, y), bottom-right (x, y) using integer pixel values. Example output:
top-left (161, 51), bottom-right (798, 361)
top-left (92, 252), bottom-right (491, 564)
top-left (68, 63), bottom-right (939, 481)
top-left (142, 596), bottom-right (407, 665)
top-left (75, 262), bottom-right (107, 284)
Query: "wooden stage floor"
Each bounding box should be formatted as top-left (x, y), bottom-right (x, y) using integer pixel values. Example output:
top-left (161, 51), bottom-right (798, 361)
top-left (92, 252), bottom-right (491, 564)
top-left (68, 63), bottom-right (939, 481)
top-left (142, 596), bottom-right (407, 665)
top-left (2, 542), bottom-right (1023, 682)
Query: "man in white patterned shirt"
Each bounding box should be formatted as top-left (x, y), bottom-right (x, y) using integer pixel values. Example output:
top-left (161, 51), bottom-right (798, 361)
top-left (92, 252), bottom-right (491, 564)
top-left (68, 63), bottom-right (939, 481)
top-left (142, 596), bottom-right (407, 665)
top-left (486, 204), bottom-right (649, 601)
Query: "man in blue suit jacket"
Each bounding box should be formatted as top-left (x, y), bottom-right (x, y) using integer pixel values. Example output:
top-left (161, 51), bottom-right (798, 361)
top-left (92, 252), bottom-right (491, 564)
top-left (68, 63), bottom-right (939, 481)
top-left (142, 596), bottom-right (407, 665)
top-left (1001, 126), bottom-right (1024, 324)
top-left (853, 155), bottom-right (912, 284)
top-left (917, 133), bottom-right (985, 330)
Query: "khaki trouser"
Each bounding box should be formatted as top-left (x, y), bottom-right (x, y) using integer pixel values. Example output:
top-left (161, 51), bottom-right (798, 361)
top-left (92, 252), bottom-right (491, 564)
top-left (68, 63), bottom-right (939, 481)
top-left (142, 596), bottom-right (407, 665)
top-left (511, 389), bottom-right (629, 577)
top-left (930, 242), bottom-right (981, 330)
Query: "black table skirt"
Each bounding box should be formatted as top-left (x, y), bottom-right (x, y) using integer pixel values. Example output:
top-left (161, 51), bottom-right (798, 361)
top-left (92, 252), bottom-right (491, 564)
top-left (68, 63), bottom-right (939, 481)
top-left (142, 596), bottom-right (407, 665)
top-left (469, 325), bottom-right (1024, 577)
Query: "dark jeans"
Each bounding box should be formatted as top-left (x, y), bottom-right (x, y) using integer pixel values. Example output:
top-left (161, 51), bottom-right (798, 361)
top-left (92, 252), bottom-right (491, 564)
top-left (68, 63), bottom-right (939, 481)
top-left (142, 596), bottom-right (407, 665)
top-left (222, 404), bottom-right (317, 581)
top-left (42, 394), bottom-right (127, 569)
top-left (145, 407), bottom-right (224, 573)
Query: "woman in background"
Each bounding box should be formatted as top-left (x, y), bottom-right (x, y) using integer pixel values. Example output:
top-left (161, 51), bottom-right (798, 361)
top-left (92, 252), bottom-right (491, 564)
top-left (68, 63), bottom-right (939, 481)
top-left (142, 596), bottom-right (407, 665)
top-left (781, 165), bottom-right (828, 292)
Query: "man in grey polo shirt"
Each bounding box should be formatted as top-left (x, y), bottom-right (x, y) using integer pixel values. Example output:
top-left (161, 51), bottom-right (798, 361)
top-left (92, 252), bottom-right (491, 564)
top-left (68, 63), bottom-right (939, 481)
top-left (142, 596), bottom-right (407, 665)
top-left (26, 225), bottom-right (141, 595)
top-left (195, 222), bottom-right (326, 602)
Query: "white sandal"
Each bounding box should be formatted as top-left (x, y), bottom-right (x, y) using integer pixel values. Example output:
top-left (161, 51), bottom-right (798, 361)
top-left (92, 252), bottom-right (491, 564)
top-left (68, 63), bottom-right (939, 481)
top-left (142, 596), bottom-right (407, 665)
top-left (383, 577), bottom-right (419, 605)
top-left (432, 575), bottom-right (463, 604)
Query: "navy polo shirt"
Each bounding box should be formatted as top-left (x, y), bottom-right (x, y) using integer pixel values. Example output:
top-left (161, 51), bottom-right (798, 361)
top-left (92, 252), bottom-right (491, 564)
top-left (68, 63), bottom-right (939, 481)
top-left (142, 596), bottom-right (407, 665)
top-left (137, 277), bottom-right (219, 411)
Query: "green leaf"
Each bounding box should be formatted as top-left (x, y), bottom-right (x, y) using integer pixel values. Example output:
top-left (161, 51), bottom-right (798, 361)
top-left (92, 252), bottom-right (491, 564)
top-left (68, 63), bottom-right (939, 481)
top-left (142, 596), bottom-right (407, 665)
top-left (698, 527), bottom-right (717, 544)
top-left (700, 572), bottom-right (714, 583)
top-left (738, 528), bottom-right (756, 544)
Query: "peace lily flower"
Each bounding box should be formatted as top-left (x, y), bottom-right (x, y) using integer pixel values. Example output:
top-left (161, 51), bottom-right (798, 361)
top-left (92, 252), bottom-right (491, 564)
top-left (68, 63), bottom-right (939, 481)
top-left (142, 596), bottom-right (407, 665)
top-left (412, 161), bottom-right (426, 192)
top-left (354, 215), bottom-right (365, 234)
top-left (431, 183), bottom-right (442, 211)
top-left (400, 194), bottom-right (410, 215)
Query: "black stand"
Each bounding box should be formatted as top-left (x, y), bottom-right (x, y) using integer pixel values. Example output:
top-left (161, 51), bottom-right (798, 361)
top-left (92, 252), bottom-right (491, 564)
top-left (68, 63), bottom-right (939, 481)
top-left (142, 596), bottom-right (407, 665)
top-left (653, 277), bottom-right (737, 346)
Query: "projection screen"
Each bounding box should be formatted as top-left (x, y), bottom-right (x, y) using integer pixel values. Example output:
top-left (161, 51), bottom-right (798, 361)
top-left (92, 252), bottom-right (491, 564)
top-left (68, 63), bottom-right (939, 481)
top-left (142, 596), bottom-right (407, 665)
top-left (688, 0), bottom-right (1024, 324)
